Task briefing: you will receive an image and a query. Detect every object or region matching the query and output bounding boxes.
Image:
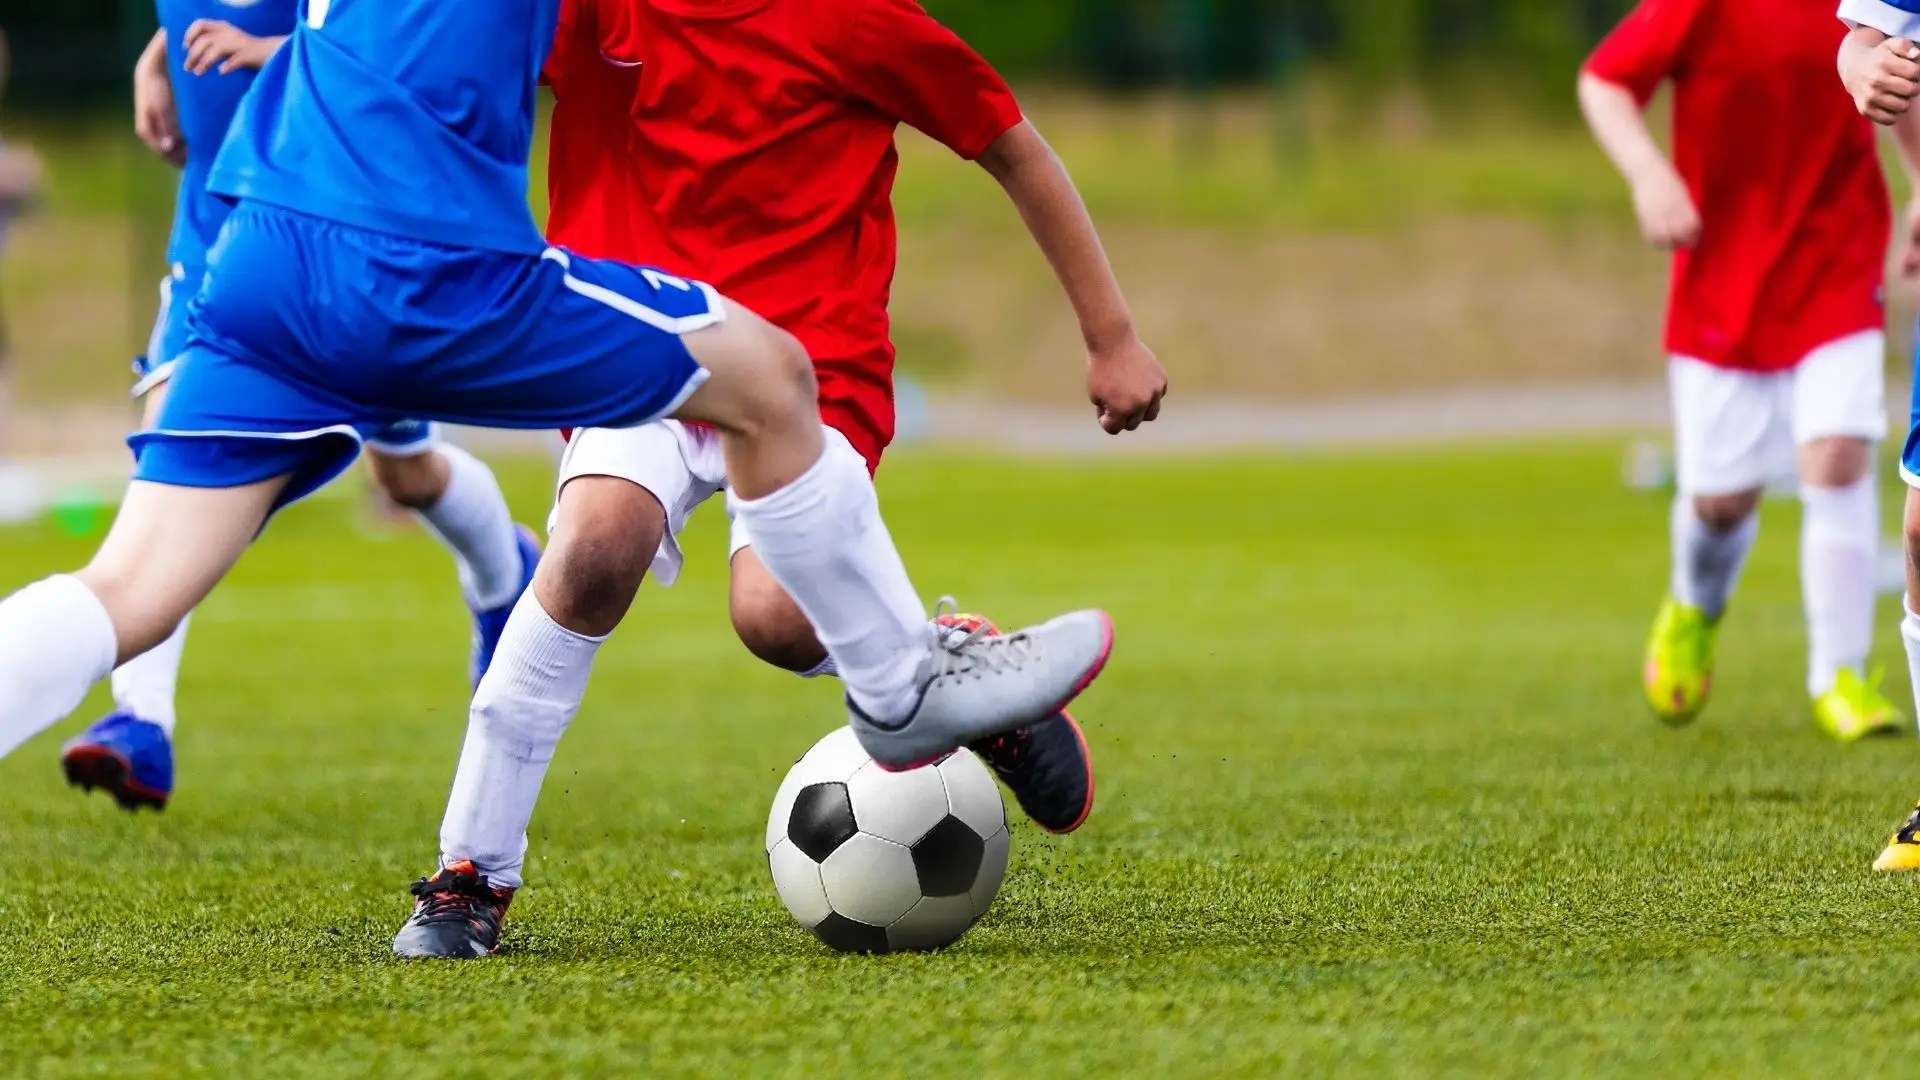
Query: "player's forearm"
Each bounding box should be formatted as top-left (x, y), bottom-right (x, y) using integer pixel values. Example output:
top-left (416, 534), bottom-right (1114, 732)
top-left (1577, 72), bottom-right (1675, 193)
top-left (978, 121), bottom-right (1136, 353)
top-left (137, 28), bottom-right (167, 81)
top-left (1894, 107), bottom-right (1920, 186)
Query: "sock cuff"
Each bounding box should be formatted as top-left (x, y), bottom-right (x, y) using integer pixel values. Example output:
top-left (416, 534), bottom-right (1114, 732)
top-left (797, 655), bottom-right (839, 679)
top-left (48, 575), bottom-right (118, 676)
top-left (1800, 473), bottom-right (1876, 506)
top-left (731, 434), bottom-right (867, 526)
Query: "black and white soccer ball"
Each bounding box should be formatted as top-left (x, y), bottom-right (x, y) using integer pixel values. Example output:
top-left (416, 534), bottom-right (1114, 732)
top-left (766, 727), bottom-right (1009, 953)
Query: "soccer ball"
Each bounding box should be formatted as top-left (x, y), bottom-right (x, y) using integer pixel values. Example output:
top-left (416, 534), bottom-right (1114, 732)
top-left (765, 727), bottom-right (1009, 953)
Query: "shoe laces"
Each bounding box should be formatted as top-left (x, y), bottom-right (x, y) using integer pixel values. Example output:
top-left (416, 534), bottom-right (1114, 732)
top-left (930, 597), bottom-right (1036, 682)
top-left (408, 868), bottom-right (502, 925)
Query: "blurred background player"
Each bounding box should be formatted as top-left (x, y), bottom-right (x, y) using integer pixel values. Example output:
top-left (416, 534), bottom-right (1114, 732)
top-left (1837, 3), bottom-right (1920, 871)
top-left (0, 25), bottom-right (46, 524)
top-left (1578, 0), bottom-right (1915, 741)
top-left (55, 6), bottom-right (539, 812)
top-left (392, 0), bottom-right (1167, 958)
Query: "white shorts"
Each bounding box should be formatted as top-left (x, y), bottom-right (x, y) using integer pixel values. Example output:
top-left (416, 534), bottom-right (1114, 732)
top-left (1668, 330), bottom-right (1887, 497)
top-left (551, 420), bottom-right (868, 586)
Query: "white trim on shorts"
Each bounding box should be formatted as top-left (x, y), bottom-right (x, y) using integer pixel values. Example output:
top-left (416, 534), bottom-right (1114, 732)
top-left (1840, 0), bottom-right (1920, 36)
top-left (539, 248), bottom-right (727, 337)
top-left (141, 423), bottom-right (365, 444)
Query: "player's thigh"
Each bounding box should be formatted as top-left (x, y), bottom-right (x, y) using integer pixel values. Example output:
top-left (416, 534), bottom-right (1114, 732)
top-left (551, 421), bottom-right (725, 590)
top-left (80, 476), bottom-right (287, 660)
top-left (674, 300), bottom-right (817, 434)
top-left (1792, 330), bottom-right (1885, 487)
top-left (1668, 355), bottom-right (1786, 498)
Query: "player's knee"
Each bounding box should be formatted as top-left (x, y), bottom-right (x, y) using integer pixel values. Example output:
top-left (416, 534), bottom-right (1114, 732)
top-left (365, 450), bottom-right (447, 511)
top-left (1800, 436), bottom-right (1872, 489)
top-left (731, 575), bottom-right (824, 673)
top-left (540, 478), bottom-right (663, 636)
top-left (1693, 491), bottom-right (1759, 532)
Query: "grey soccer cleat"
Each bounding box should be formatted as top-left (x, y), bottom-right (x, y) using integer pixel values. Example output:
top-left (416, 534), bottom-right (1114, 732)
top-left (847, 600), bottom-right (1115, 770)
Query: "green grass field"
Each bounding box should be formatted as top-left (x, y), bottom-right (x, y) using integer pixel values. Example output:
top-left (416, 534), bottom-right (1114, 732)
top-left (4, 443), bottom-right (1920, 1076)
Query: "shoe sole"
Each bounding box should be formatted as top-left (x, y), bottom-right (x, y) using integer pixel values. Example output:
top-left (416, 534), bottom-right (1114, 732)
top-left (61, 745), bottom-right (168, 812)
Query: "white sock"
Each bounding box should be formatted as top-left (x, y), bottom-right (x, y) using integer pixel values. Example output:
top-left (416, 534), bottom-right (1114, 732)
top-left (109, 612), bottom-right (190, 734)
top-left (0, 576), bottom-right (118, 759)
top-left (731, 446), bottom-right (927, 721)
top-left (1902, 603), bottom-right (1920, 736)
top-left (1801, 476), bottom-right (1879, 696)
top-left (1670, 497), bottom-right (1757, 621)
top-left (415, 444), bottom-right (524, 611)
top-left (438, 590), bottom-right (605, 890)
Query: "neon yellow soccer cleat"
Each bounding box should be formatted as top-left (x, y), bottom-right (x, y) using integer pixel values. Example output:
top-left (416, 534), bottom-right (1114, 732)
top-left (1643, 597), bottom-right (1719, 726)
top-left (1873, 802), bottom-right (1920, 872)
top-left (1812, 667), bottom-right (1903, 744)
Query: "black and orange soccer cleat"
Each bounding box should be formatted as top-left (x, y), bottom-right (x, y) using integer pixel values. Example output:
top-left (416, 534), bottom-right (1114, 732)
top-left (391, 860), bottom-right (514, 959)
top-left (936, 611), bottom-right (1097, 835)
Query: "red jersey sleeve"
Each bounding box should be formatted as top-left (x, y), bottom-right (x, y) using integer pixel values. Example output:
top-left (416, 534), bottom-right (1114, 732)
top-left (837, 0), bottom-right (1024, 160)
top-left (1584, 0), bottom-right (1712, 105)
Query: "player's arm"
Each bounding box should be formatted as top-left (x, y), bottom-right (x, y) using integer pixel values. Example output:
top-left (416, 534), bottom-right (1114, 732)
top-left (1577, 72), bottom-right (1699, 250)
top-left (182, 20), bottom-right (286, 76)
top-left (133, 28), bottom-right (186, 168)
top-left (976, 122), bottom-right (1165, 432)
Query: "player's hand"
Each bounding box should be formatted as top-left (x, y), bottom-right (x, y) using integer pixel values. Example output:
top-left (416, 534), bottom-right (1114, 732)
top-left (1087, 334), bottom-right (1167, 434)
top-left (134, 43), bottom-right (186, 167)
top-left (1844, 36), bottom-right (1920, 125)
top-left (1630, 168), bottom-right (1701, 250)
top-left (183, 20), bottom-right (277, 76)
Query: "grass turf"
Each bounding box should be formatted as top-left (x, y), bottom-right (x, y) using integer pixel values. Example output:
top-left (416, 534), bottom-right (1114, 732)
top-left (3, 443), bottom-right (1920, 1076)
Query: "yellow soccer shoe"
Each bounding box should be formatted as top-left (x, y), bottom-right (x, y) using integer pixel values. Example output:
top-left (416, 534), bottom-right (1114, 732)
top-left (1812, 667), bottom-right (1904, 744)
top-left (1643, 596), bottom-right (1719, 727)
top-left (1874, 801), bottom-right (1920, 872)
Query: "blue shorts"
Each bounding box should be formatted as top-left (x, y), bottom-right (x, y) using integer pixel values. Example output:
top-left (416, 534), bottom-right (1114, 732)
top-left (131, 203), bottom-right (715, 509)
top-left (135, 260), bottom-right (438, 457)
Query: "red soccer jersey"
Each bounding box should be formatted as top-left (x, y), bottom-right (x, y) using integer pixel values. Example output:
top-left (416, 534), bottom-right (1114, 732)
top-left (542, 0), bottom-right (1025, 469)
top-left (1584, 0), bottom-right (1890, 373)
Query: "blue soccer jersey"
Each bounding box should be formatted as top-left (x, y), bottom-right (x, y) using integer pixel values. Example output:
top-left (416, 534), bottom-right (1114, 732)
top-left (1840, 0), bottom-right (1920, 35)
top-left (207, 0), bottom-right (557, 254)
top-left (156, 0), bottom-right (297, 272)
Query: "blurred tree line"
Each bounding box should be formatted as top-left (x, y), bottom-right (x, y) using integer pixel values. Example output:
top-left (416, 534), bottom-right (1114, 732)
top-left (0, 0), bottom-right (1636, 110)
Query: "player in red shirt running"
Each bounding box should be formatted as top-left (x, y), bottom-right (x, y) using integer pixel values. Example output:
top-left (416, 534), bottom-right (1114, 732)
top-left (1580, 0), bottom-right (1916, 743)
top-left (1833, 1), bottom-right (1920, 870)
top-left (392, 0), bottom-right (1167, 956)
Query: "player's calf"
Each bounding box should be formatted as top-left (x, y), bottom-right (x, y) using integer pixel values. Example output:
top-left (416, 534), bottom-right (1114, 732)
top-left (729, 551), bottom-right (828, 674)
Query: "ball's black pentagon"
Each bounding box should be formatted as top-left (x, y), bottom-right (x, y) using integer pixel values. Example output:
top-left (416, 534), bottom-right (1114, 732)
top-left (788, 782), bottom-right (857, 862)
top-left (811, 912), bottom-right (891, 954)
top-left (910, 815), bottom-right (985, 897)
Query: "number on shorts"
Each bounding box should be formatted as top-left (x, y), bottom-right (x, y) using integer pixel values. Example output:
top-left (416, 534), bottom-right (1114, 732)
top-left (308, 0), bottom-right (333, 30)
top-left (641, 268), bottom-right (694, 293)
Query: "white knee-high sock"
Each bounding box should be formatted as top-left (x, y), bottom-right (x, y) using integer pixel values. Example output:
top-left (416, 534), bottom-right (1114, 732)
top-left (1802, 476), bottom-right (1879, 696)
top-left (415, 444), bottom-right (524, 611)
top-left (731, 447), bottom-right (927, 722)
top-left (438, 590), bottom-right (605, 889)
top-left (1902, 603), bottom-right (1920, 735)
top-left (109, 613), bottom-right (190, 733)
top-left (1671, 497), bottom-right (1758, 620)
top-left (0, 576), bottom-right (118, 758)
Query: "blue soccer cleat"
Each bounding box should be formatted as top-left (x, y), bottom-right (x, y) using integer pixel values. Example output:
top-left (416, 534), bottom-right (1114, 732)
top-left (470, 525), bottom-right (542, 687)
top-left (61, 712), bottom-right (174, 812)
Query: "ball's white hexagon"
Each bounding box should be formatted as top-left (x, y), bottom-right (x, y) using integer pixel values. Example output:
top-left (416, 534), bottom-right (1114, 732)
top-left (969, 826), bottom-right (1010, 918)
top-left (845, 759), bottom-right (950, 845)
top-left (937, 748), bottom-right (1007, 839)
top-left (767, 838), bottom-right (833, 928)
top-left (798, 725), bottom-right (872, 783)
top-left (886, 894), bottom-right (977, 952)
top-left (817, 832), bottom-right (921, 927)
